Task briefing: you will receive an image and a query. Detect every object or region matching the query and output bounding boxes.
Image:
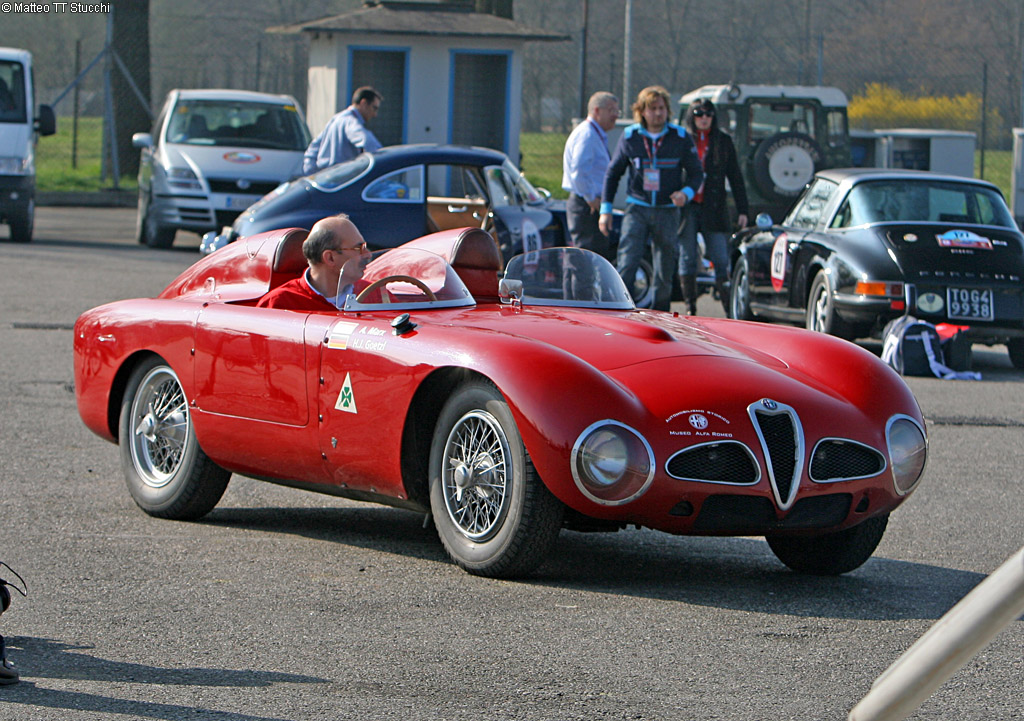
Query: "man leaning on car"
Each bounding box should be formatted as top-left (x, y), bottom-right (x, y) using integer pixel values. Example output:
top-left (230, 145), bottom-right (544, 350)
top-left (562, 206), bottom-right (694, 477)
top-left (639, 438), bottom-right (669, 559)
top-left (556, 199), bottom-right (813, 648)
top-left (257, 214), bottom-right (372, 311)
top-left (302, 87), bottom-right (383, 174)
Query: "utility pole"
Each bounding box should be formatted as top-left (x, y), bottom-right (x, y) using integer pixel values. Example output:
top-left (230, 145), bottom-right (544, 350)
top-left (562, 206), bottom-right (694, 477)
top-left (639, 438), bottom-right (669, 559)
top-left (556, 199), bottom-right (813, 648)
top-left (578, 0), bottom-right (588, 119)
top-left (623, 0), bottom-right (632, 105)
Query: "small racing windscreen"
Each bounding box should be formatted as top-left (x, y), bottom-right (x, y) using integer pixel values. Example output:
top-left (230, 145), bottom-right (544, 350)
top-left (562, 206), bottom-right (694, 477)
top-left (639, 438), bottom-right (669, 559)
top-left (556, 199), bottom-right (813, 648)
top-left (500, 247), bottom-right (635, 310)
top-left (339, 248), bottom-right (475, 311)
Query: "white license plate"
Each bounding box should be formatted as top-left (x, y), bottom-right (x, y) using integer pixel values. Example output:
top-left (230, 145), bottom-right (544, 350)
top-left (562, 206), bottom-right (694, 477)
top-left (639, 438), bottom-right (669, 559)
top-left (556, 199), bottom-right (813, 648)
top-left (224, 196), bottom-right (252, 209)
top-left (947, 287), bottom-right (994, 321)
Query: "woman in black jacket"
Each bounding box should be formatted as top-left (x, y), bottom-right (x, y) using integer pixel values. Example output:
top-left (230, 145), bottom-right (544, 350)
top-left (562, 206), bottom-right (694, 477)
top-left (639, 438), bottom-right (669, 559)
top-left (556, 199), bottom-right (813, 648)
top-left (678, 98), bottom-right (749, 314)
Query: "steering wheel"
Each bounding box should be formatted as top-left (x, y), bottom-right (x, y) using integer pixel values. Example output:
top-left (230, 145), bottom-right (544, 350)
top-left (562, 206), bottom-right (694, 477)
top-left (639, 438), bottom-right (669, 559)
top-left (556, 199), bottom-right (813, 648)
top-left (355, 275), bottom-right (438, 303)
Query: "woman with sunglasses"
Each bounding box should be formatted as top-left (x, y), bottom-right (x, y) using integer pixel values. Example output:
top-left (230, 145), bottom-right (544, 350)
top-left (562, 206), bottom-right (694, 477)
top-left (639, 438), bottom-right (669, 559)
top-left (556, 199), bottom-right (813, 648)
top-left (678, 98), bottom-right (749, 315)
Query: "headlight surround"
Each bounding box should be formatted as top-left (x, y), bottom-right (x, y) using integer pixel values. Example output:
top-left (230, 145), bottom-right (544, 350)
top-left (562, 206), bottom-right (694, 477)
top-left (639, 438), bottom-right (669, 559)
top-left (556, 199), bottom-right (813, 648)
top-left (0, 156), bottom-right (28, 175)
top-left (886, 416), bottom-right (927, 495)
top-left (571, 420), bottom-right (654, 505)
top-left (166, 166), bottom-right (202, 190)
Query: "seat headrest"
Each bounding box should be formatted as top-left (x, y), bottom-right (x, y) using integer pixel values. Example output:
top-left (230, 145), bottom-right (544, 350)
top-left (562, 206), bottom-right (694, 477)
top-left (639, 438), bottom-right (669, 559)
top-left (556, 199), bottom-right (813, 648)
top-left (450, 227), bottom-right (503, 272)
top-left (271, 228), bottom-right (310, 274)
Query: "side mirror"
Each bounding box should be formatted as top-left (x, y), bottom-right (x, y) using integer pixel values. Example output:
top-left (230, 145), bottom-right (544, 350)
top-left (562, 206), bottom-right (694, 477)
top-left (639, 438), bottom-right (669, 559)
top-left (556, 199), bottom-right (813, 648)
top-left (755, 212), bottom-right (773, 229)
top-left (35, 104), bottom-right (56, 136)
top-left (498, 278), bottom-right (523, 302)
top-left (132, 132), bottom-right (153, 149)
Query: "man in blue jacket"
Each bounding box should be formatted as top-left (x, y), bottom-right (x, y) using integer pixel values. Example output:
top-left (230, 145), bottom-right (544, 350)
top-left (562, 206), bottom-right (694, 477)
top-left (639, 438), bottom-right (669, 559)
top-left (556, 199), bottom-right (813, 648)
top-left (599, 85), bottom-right (703, 311)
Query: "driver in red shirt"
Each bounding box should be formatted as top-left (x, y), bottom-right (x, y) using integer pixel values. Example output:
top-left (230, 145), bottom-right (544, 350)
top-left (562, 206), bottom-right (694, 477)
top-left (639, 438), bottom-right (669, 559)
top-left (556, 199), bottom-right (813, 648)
top-left (258, 214), bottom-right (372, 311)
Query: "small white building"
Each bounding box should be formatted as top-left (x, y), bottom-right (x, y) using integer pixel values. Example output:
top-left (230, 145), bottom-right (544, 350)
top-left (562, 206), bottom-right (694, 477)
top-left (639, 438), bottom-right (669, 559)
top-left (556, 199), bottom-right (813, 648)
top-left (270, 0), bottom-right (567, 162)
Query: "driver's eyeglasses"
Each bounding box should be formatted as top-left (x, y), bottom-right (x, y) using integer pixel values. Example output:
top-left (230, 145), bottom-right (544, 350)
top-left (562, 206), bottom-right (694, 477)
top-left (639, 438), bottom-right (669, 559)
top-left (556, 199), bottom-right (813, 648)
top-left (335, 241), bottom-right (368, 252)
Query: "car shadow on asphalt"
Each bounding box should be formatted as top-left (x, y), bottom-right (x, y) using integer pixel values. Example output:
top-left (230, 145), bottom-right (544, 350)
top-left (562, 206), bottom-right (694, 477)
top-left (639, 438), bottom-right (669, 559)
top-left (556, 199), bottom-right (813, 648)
top-left (536, 531), bottom-right (985, 622)
top-left (0, 636), bottom-right (324, 720)
top-left (201, 504), bottom-right (984, 624)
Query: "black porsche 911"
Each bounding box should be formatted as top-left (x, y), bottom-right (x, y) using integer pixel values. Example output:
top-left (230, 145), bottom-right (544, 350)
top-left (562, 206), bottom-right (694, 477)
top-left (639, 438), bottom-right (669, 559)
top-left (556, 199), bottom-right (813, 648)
top-left (728, 168), bottom-right (1024, 368)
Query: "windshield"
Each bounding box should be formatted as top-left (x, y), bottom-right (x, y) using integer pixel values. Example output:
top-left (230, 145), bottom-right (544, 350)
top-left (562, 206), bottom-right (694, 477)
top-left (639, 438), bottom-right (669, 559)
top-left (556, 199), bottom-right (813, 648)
top-left (341, 248), bottom-right (475, 311)
top-left (484, 160), bottom-right (545, 208)
top-left (500, 247), bottom-right (635, 310)
top-left (166, 99), bottom-right (310, 150)
top-left (310, 154), bottom-right (373, 189)
top-left (832, 180), bottom-right (1016, 228)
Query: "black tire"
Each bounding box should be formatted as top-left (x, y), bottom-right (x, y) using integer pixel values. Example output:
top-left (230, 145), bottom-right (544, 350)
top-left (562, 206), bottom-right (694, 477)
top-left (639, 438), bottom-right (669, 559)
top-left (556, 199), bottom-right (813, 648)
top-left (729, 255), bottom-right (754, 320)
top-left (119, 357), bottom-right (230, 520)
top-left (806, 270), bottom-right (855, 340)
top-left (631, 255), bottom-right (656, 309)
top-left (752, 132), bottom-right (824, 203)
top-left (767, 514), bottom-right (888, 575)
top-left (134, 188), bottom-right (148, 244)
top-left (429, 380), bottom-right (564, 578)
top-left (1008, 338), bottom-right (1024, 370)
top-left (139, 192), bottom-right (176, 248)
top-left (8, 201), bottom-right (33, 243)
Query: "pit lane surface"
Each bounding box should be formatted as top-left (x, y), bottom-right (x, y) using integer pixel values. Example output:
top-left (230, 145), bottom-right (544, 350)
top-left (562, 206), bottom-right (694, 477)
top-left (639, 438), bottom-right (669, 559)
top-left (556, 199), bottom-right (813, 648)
top-left (1, 208), bottom-right (1022, 720)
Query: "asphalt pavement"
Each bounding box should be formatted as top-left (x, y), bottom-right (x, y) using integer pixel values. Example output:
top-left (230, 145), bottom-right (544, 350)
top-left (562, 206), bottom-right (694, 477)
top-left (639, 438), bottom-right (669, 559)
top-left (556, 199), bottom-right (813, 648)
top-left (0, 208), bottom-right (1021, 721)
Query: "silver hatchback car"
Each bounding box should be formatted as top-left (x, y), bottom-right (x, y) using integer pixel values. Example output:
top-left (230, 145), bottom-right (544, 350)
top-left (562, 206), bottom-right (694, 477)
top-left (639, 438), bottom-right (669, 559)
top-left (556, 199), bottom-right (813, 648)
top-left (132, 89), bottom-right (311, 248)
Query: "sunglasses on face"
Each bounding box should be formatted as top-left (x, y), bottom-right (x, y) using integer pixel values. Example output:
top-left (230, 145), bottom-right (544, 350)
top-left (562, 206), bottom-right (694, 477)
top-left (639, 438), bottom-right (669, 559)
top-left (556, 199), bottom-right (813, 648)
top-left (693, 110), bottom-right (714, 118)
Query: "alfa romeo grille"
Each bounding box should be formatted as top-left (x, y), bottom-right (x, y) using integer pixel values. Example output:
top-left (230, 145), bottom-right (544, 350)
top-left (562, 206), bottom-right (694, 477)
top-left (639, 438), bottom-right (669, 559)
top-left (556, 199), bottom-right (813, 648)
top-left (666, 442), bottom-right (758, 484)
top-left (750, 400), bottom-right (803, 510)
top-left (810, 440), bottom-right (886, 481)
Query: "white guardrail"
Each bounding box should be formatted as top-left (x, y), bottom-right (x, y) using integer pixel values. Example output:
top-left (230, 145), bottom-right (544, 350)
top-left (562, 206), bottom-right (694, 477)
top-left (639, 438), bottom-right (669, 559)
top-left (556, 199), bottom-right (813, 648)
top-left (849, 544), bottom-right (1024, 721)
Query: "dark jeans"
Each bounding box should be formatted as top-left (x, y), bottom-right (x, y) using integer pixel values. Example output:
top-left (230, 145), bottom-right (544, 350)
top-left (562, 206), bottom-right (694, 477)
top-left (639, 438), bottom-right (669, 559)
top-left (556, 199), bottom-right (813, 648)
top-left (566, 193), bottom-right (611, 260)
top-left (617, 204), bottom-right (680, 311)
top-left (679, 202), bottom-right (729, 282)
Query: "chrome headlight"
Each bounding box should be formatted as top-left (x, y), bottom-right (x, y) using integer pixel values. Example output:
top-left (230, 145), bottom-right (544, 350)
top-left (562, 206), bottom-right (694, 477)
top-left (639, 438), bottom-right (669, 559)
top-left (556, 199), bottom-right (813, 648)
top-left (571, 421), bottom-right (654, 505)
top-left (886, 416), bottom-right (927, 495)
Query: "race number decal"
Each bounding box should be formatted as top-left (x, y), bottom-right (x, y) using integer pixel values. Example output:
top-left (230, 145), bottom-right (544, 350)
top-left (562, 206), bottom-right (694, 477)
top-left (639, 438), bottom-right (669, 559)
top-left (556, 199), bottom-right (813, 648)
top-left (770, 232), bottom-right (788, 292)
top-left (522, 218), bottom-right (542, 268)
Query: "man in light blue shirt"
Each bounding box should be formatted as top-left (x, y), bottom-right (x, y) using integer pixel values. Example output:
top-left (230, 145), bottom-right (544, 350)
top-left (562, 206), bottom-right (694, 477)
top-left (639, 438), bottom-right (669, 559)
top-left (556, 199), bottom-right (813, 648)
top-left (302, 87), bottom-right (383, 175)
top-left (561, 91), bottom-right (619, 259)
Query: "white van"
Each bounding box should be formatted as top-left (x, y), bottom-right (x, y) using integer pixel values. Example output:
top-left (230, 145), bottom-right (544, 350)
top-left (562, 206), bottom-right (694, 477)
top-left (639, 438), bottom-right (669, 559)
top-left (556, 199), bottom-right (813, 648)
top-left (0, 47), bottom-right (56, 243)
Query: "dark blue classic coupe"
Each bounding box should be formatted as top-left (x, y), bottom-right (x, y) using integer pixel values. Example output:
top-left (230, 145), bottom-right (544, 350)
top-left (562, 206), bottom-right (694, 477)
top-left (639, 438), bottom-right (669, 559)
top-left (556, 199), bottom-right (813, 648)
top-left (201, 144), bottom-right (649, 305)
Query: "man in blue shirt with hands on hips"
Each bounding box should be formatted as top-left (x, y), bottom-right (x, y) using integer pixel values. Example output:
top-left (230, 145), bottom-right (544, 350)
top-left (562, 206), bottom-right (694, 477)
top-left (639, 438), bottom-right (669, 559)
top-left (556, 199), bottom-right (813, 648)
top-left (562, 91), bottom-right (620, 260)
top-left (599, 85), bottom-right (704, 311)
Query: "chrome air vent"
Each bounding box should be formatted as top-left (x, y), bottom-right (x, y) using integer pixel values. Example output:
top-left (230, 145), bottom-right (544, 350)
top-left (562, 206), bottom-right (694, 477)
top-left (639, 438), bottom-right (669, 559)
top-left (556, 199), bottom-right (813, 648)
top-left (749, 399), bottom-right (804, 511)
top-left (810, 439), bottom-right (887, 482)
top-left (665, 441), bottom-right (759, 485)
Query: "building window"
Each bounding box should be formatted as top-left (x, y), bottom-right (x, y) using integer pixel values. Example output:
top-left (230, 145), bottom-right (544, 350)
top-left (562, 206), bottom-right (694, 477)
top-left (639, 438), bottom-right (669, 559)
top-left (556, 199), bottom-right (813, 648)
top-left (351, 48), bottom-right (406, 146)
top-left (451, 52), bottom-right (507, 152)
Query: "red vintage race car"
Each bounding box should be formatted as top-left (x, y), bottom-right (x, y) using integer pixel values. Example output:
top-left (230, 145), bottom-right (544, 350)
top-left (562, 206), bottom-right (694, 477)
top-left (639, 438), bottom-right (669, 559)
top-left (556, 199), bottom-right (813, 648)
top-left (74, 226), bottom-right (928, 578)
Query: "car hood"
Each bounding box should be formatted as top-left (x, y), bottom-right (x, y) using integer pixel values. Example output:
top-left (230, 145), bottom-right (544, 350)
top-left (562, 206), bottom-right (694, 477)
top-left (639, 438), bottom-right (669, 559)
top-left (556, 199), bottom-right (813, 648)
top-left (879, 224), bottom-right (1024, 278)
top-left (469, 307), bottom-right (905, 422)
top-left (489, 307), bottom-right (790, 372)
top-left (161, 142), bottom-right (304, 180)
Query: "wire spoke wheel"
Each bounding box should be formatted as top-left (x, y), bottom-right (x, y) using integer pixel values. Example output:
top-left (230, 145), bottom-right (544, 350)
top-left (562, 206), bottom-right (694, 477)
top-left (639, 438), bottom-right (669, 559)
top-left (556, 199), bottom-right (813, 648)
top-left (119, 357), bottom-right (230, 520)
top-left (442, 410), bottom-right (511, 541)
top-left (129, 366), bottom-right (189, 488)
top-left (429, 380), bottom-right (564, 577)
